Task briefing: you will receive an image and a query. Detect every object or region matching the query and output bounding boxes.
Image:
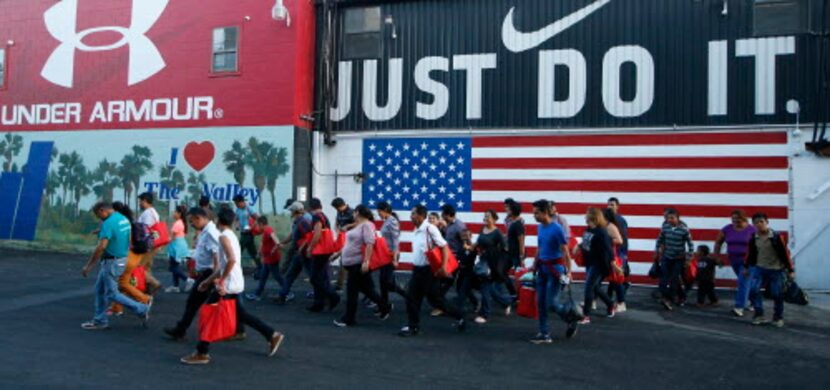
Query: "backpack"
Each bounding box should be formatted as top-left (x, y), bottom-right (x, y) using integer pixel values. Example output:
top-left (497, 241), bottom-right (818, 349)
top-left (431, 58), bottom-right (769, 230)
top-left (783, 279), bottom-right (809, 306)
top-left (131, 222), bottom-right (154, 254)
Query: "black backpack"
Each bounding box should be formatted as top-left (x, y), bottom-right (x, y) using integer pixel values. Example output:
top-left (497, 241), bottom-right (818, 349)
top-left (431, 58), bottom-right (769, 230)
top-left (783, 279), bottom-right (809, 306)
top-left (131, 222), bottom-right (153, 254)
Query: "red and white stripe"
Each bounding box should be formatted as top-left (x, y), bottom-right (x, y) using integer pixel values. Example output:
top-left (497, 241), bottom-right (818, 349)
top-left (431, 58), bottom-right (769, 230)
top-left (382, 131), bottom-right (790, 286)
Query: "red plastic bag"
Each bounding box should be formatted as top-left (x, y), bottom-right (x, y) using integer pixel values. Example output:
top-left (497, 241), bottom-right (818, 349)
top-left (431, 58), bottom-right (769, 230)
top-left (198, 297), bottom-right (237, 343)
top-left (130, 265), bottom-right (147, 292)
top-left (368, 236), bottom-right (393, 270)
top-left (427, 247), bottom-right (459, 277)
top-left (683, 259), bottom-right (698, 285)
top-left (304, 229), bottom-right (339, 256)
top-left (150, 222), bottom-right (171, 248)
top-left (607, 255), bottom-right (625, 285)
top-left (517, 286), bottom-right (538, 319)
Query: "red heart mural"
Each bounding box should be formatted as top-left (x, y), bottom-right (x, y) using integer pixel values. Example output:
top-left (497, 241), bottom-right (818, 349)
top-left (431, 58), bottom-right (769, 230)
top-left (183, 141), bottom-right (215, 172)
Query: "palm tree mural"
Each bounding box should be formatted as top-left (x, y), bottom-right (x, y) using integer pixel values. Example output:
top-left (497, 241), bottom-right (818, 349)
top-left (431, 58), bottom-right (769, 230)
top-left (186, 172), bottom-right (207, 206)
top-left (58, 151), bottom-right (84, 213)
top-left (265, 146), bottom-right (290, 215)
top-left (45, 171), bottom-right (61, 207)
top-left (119, 146), bottom-right (153, 209)
top-left (160, 164), bottom-right (185, 214)
top-left (72, 164), bottom-right (92, 217)
top-left (245, 137), bottom-right (272, 214)
top-left (223, 141), bottom-right (247, 191)
top-left (92, 160), bottom-right (120, 202)
top-left (0, 133), bottom-right (24, 172)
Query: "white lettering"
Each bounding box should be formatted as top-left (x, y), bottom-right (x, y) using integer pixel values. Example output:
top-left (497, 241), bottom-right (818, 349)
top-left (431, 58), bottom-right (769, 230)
top-left (453, 54), bottom-right (497, 120)
top-left (126, 99), bottom-right (151, 122)
top-left (602, 45), bottom-right (654, 118)
top-left (89, 102), bottom-right (106, 123)
top-left (330, 61), bottom-right (353, 122)
top-left (152, 98), bottom-right (172, 120)
top-left (362, 59), bottom-right (403, 121)
top-left (708, 40), bottom-right (728, 116)
top-left (414, 56), bottom-right (450, 120)
top-left (538, 49), bottom-right (587, 118)
top-left (735, 36), bottom-right (796, 115)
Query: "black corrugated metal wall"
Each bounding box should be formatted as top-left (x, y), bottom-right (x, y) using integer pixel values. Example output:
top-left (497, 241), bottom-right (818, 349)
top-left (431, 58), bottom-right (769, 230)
top-left (316, 0), bottom-right (819, 131)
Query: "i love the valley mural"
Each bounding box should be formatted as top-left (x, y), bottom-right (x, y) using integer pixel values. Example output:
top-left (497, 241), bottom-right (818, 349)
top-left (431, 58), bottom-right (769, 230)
top-left (0, 126), bottom-right (294, 248)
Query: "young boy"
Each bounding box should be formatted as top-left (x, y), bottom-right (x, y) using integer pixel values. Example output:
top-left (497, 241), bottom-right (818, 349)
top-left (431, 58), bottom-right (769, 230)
top-left (695, 245), bottom-right (719, 307)
top-left (246, 216), bottom-right (285, 301)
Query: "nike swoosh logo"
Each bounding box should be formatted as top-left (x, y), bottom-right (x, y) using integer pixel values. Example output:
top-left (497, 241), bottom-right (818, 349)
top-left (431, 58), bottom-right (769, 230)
top-left (502, 0), bottom-right (612, 53)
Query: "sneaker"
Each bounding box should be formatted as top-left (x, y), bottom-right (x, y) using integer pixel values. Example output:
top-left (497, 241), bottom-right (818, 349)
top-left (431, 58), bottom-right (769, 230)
top-left (285, 292), bottom-right (296, 302)
top-left (591, 301), bottom-right (597, 311)
top-left (229, 332), bottom-right (247, 341)
top-left (378, 305), bottom-right (392, 321)
top-left (180, 353), bottom-right (210, 365)
top-left (273, 296), bottom-right (288, 305)
top-left (617, 302), bottom-right (627, 313)
top-left (333, 319), bottom-right (350, 328)
top-left (661, 299), bottom-right (673, 311)
top-left (164, 286), bottom-right (181, 293)
top-left (578, 317), bottom-right (591, 325)
top-left (305, 291), bottom-right (315, 299)
top-left (771, 319), bottom-right (785, 328)
top-left (530, 333), bottom-right (553, 344)
top-left (474, 316), bottom-right (487, 324)
top-left (745, 306), bottom-right (755, 313)
top-left (752, 315), bottom-right (767, 326)
top-left (607, 304), bottom-right (617, 318)
top-left (398, 326), bottom-right (420, 337)
top-left (268, 332), bottom-right (285, 357)
top-left (141, 298), bottom-right (153, 328)
top-left (732, 308), bottom-right (745, 317)
top-left (366, 301), bottom-right (378, 310)
top-left (245, 293), bottom-right (262, 301)
top-left (566, 320), bottom-right (579, 339)
top-left (504, 306), bottom-right (512, 317)
top-left (106, 309), bottom-right (124, 317)
top-left (677, 299), bottom-right (687, 307)
top-left (430, 308), bottom-right (444, 317)
top-left (454, 318), bottom-right (467, 332)
top-left (81, 321), bottom-right (110, 330)
top-left (163, 327), bottom-right (184, 341)
top-left (185, 278), bottom-right (195, 292)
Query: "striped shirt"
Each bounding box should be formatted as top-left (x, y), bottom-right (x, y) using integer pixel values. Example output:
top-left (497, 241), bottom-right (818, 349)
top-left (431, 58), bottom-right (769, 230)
top-left (655, 222), bottom-right (694, 259)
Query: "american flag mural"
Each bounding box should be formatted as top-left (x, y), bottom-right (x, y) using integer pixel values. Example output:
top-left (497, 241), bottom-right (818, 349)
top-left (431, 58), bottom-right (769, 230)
top-left (362, 131), bottom-right (790, 285)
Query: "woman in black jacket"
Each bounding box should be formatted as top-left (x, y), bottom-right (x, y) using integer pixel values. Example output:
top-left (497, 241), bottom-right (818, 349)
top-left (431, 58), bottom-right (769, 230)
top-left (577, 207), bottom-right (616, 324)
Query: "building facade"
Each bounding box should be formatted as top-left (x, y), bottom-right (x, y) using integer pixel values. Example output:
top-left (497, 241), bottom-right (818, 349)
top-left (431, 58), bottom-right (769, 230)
top-left (310, 0), bottom-right (830, 289)
top-left (0, 0), bottom-right (315, 246)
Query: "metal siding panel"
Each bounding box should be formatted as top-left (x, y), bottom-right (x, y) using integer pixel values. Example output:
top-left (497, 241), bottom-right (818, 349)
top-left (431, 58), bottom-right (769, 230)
top-left (321, 0), bottom-right (817, 131)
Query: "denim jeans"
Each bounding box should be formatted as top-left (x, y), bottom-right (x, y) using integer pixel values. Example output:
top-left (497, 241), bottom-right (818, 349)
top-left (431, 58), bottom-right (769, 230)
top-left (455, 267), bottom-right (479, 314)
top-left (749, 266), bottom-right (785, 320)
top-left (168, 257), bottom-right (190, 288)
top-left (730, 260), bottom-right (752, 309)
top-left (584, 266), bottom-right (613, 316)
top-left (255, 263), bottom-right (286, 297)
top-left (536, 263), bottom-right (566, 335)
top-left (479, 280), bottom-right (512, 318)
top-left (279, 252), bottom-right (310, 299)
top-left (659, 256), bottom-right (686, 301)
top-left (93, 259), bottom-right (149, 325)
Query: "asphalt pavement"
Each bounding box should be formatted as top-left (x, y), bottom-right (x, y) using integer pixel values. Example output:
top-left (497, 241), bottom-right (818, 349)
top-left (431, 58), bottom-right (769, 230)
top-left (1, 249), bottom-right (829, 390)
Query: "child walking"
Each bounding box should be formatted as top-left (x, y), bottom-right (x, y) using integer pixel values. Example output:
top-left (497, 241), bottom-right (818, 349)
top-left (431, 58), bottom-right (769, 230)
top-left (245, 216), bottom-right (285, 301)
top-left (166, 205), bottom-right (192, 293)
top-left (695, 245), bottom-right (719, 306)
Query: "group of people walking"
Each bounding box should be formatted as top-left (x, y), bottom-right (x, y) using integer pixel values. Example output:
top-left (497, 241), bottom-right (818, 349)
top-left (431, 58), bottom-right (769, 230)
top-left (80, 190), bottom-right (797, 364)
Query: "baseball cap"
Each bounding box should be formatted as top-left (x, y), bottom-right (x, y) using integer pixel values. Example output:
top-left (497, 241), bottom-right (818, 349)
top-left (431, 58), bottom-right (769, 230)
top-left (287, 201), bottom-right (304, 212)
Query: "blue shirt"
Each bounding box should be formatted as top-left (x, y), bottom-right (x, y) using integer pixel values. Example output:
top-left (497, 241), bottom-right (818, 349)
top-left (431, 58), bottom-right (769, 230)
top-left (235, 205), bottom-right (256, 231)
top-left (537, 221), bottom-right (566, 261)
top-left (99, 212), bottom-right (131, 258)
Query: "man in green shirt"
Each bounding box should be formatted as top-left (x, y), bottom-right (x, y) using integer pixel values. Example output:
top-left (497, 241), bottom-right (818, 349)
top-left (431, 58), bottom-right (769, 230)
top-left (81, 202), bottom-right (152, 330)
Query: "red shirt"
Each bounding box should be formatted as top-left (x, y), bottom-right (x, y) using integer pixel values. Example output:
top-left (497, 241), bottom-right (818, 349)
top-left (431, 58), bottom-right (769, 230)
top-left (260, 226), bottom-right (281, 264)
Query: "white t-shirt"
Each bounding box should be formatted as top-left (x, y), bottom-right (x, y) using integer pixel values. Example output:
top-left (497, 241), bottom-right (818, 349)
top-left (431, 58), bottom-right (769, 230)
top-left (411, 221), bottom-right (447, 267)
top-left (218, 228), bottom-right (244, 295)
top-left (138, 207), bottom-right (160, 226)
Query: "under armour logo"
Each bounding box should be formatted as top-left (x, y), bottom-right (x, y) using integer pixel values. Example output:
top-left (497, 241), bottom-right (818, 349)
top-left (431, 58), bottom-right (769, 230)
top-left (41, 0), bottom-right (169, 88)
